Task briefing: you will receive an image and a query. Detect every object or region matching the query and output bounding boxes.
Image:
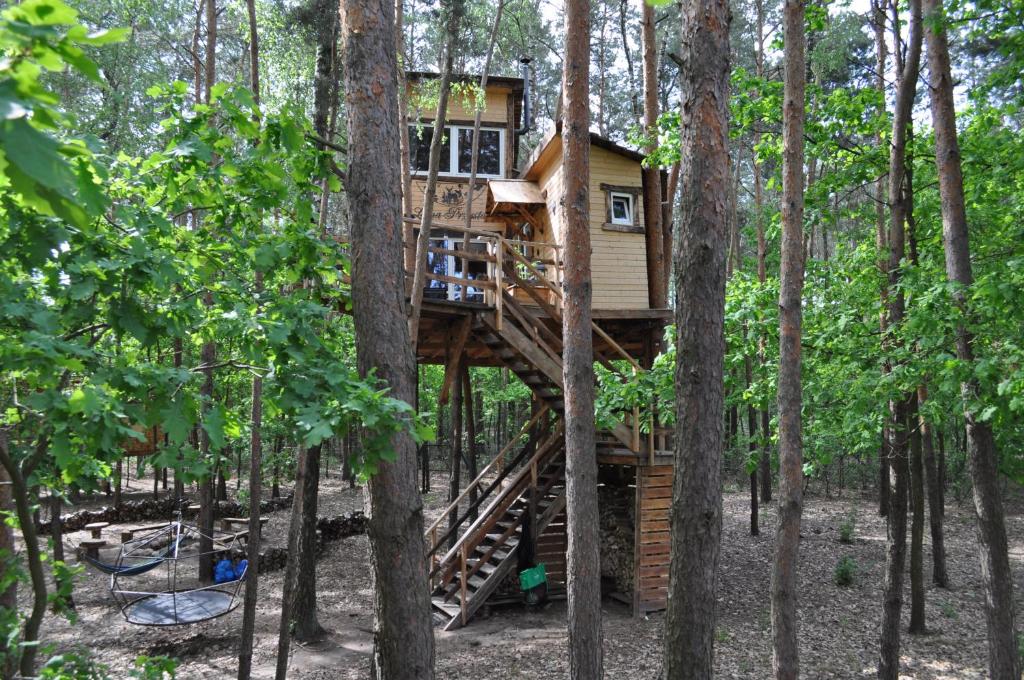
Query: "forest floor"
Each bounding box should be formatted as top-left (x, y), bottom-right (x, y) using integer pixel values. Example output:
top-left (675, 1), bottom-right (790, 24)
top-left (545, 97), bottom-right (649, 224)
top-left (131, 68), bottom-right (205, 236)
top-left (24, 470), bottom-right (1024, 679)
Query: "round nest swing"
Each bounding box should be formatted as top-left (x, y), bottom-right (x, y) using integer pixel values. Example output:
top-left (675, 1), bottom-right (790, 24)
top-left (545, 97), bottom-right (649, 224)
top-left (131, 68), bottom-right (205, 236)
top-left (109, 518), bottom-right (248, 626)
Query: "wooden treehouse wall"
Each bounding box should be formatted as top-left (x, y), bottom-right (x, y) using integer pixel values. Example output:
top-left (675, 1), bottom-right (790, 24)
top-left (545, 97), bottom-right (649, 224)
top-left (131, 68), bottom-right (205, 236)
top-left (535, 145), bottom-right (650, 310)
top-left (635, 464), bottom-right (672, 613)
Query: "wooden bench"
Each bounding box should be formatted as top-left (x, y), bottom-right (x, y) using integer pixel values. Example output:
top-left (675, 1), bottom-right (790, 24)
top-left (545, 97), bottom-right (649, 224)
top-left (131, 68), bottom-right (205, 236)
top-left (84, 522), bottom-right (109, 539)
top-left (221, 516), bottom-right (269, 534)
top-left (79, 538), bottom-right (107, 559)
top-left (120, 522), bottom-right (171, 543)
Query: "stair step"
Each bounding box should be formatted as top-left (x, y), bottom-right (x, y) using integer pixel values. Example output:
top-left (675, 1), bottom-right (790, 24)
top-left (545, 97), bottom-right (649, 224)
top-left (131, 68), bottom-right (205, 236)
top-left (474, 544), bottom-right (510, 561)
top-left (464, 574), bottom-right (487, 590)
top-left (471, 560), bottom-right (498, 576)
top-left (431, 596), bottom-right (461, 618)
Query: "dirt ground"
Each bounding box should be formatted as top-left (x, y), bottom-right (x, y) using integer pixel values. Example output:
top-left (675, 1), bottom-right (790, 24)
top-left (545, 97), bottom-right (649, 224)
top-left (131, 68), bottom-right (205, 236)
top-left (23, 470), bottom-right (1024, 679)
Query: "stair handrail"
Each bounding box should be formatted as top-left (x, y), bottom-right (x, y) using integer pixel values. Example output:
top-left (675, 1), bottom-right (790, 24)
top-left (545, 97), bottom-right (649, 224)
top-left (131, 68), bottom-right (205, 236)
top-left (424, 404), bottom-right (549, 541)
top-left (499, 240), bottom-right (643, 372)
top-left (431, 419), bottom-right (565, 582)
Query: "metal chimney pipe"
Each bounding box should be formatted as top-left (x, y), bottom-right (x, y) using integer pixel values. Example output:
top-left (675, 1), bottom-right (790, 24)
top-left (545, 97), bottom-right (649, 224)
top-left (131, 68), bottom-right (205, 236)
top-left (514, 56), bottom-right (532, 136)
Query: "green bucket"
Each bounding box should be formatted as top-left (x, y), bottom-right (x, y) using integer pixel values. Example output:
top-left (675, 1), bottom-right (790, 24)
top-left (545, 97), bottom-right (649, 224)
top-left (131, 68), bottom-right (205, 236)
top-left (519, 564), bottom-right (547, 591)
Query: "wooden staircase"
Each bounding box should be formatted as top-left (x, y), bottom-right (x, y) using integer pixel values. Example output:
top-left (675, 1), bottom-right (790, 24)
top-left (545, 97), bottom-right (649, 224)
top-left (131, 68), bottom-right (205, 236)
top-left (426, 418), bottom-right (566, 630)
top-left (422, 233), bottom-right (651, 629)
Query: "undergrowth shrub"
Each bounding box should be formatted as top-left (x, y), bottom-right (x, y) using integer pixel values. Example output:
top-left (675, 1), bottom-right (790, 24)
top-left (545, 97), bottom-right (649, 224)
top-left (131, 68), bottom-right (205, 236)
top-left (838, 513), bottom-right (856, 544)
top-left (834, 556), bottom-right (857, 586)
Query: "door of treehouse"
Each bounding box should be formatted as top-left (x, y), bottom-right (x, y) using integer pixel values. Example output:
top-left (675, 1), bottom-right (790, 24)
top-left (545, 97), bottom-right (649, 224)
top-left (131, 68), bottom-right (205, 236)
top-left (424, 236), bottom-right (488, 303)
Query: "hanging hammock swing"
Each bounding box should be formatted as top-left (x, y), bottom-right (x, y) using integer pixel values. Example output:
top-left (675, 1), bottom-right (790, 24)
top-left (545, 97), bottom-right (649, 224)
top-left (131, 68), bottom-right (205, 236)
top-left (103, 513), bottom-right (248, 626)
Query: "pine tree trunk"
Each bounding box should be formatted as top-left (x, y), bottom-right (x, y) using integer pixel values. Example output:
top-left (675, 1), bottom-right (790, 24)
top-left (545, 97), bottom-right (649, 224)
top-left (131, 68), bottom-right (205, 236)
top-left (879, 403), bottom-right (911, 680)
top-left (746, 356), bottom-right (759, 537)
top-left (49, 493), bottom-right (73, 610)
top-left (340, 0), bottom-right (435, 673)
top-left (918, 386), bottom-right (949, 587)
top-left (407, 0), bottom-right (465, 348)
top-left (198, 338), bottom-right (216, 583)
top-left (114, 459), bottom-right (123, 507)
top-left (196, 0), bottom-right (219, 586)
top-left (909, 394), bottom-right (927, 634)
top-left (0, 457), bottom-right (15, 680)
top-left (238, 165), bottom-right (264, 680)
top-left (0, 433), bottom-right (47, 678)
top-left (641, 0), bottom-right (666, 309)
top-left (663, 0), bottom-right (730, 674)
top-left (274, 444), bottom-right (310, 680)
top-left (561, 0), bottom-right (602, 674)
top-left (922, 0), bottom-right (1020, 673)
top-left (879, 1), bottom-right (922, 669)
top-left (291, 442), bottom-right (323, 641)
top-left (872, 0), bottom-right (890, 519)
top-left (771, 0), bottom-right (806, 676)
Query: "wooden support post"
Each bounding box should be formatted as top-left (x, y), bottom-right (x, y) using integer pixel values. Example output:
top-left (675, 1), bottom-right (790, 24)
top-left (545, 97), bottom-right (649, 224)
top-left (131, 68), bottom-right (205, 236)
top-left (439, 317), bottom-right (473, 405)
top-left (459, 543), bottom-right (469, 626)
top-left (495, 240), bottom-right (504, 330)
top-left (448, 363), bottom-right (464, 550)
top-left (462, 365), bottom-right (479, 522)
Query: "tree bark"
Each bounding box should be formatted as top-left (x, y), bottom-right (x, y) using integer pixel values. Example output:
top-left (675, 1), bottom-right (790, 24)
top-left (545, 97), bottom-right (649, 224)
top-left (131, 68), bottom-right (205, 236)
top-left (771, 0), bottom-right (806, 676)
top-left (274, 444), bottom-right (310, 680)
top-left (340, 0), bottom-right (435, 674)
top-left (462, 0), bottom-right (505, 233)
top-left (561, 0), bottom-right (601, 674)
top-left (408, 0), bottom-right (465, 347)
top-left (0, 433), bottom-right (47, 678)
top-left (196, 0), bottom-right (219, 586)
top-left (49, 492), bottom-right (73, 611)
top-left (641, 0), bottom-right (666, 309)
top-left (198, 338), bottom-right (216, 583)
top-left (918, 385), bottom-right (949, 587)
top-left (922, 0), bottom-right (1020, 673)
top-left (872, 0), bottom-right (891, 519)
top-left (238, 329), bottom-right (264, 677)
top-left (746, 355), bottom-right (759, 537)
top-left (0, 457), bottom-right (14, 680)
top-left (753, 0), bottom-right (772, 505)
top-left (909, 393), bottom-right (926, 634)
top-left (878, 0), bottom-right (922, 670)
top-left (663, 0), bottom-right (729, 675)
top-left (291, 442), bottom-right (324, 641)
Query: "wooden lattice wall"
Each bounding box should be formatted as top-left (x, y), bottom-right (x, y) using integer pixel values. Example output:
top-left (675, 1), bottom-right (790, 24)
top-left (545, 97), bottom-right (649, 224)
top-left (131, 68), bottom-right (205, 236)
top-left (634, 464), bottom-right (673, 613)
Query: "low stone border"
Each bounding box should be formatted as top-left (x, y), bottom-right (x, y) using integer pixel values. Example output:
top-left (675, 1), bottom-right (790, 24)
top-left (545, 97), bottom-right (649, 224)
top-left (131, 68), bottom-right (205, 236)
top-left (38, 494), bottom-right (294, 534)
top-left (256, 511), bottom-right (368, 572)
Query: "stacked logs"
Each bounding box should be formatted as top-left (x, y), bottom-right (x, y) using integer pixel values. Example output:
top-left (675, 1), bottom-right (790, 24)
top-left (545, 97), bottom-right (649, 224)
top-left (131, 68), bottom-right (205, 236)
top-left (598, 483), bottom-right (635, 594)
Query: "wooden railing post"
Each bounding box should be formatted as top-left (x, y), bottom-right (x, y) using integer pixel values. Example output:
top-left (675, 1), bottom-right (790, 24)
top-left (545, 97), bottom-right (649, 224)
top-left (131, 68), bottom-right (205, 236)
top-left (459, 543), bottom-right (469, 625)
top-left (495, 240), bottom-right (504, 331)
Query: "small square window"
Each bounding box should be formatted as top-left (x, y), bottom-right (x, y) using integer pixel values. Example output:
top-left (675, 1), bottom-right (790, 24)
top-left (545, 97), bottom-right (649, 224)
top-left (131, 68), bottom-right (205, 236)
top-left (610, 192), bottom-right (634, 225)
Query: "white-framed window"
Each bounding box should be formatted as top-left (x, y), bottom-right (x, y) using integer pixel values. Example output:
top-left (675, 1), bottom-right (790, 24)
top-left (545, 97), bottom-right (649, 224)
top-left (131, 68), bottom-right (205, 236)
top-left (609, 191), bottom-right (635, 225)
top-left (408, 124), bottom-right (505, 178)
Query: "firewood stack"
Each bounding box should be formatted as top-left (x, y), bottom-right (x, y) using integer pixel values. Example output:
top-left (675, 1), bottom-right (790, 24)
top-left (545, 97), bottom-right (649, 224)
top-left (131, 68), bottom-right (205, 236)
top-left (598, 483), bottom-right (635, 594)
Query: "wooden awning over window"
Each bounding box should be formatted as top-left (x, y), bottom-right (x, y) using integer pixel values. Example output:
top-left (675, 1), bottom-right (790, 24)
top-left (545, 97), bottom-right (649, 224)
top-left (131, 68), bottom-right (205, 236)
top-left (485, 179), bottom-right (545, 217)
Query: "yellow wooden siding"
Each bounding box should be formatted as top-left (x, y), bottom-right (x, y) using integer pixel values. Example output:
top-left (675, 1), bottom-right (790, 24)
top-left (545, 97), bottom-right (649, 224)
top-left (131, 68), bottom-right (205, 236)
top-left (534, 145), bottom-right (650, 311)
top-left (407, 87), bottom-right (510, 125)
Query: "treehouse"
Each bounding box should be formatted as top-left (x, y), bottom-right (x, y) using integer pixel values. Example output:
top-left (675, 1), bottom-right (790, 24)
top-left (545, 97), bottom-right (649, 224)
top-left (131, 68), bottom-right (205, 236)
top-left (405, 67), bottom-right (674, 630)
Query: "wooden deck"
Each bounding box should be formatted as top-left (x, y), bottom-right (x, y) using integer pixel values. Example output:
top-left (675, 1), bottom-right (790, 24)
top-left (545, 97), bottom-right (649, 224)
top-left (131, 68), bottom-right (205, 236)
top-left (414, 297), bottom-right (671, 367)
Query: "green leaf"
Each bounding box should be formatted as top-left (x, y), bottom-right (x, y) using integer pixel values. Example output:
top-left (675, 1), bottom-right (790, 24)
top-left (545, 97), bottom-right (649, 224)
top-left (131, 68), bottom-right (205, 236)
top-left (67, 387), bottom-right (99, 415)
top-left (161, 403), bottom-right (192, 445)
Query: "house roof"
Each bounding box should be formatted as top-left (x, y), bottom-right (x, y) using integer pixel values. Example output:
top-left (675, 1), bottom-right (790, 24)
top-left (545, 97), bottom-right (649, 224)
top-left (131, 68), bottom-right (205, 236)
top-left (519, 123), bottom-right (646, 180)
